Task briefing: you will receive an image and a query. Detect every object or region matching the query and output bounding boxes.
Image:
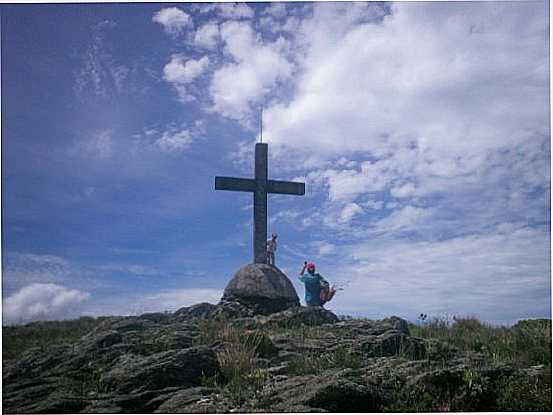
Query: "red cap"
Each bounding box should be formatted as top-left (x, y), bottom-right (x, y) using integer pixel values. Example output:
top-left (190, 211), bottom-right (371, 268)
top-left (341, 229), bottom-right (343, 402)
top-left (306, 262), bottom-right (316, 271)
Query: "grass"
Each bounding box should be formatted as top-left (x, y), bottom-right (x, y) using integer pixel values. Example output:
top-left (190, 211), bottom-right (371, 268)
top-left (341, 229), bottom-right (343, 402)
top-left (287, 346), bottom-right (362, 375)
top-left (3, 316), bottom-right (105, 360)
top-left (409, 315), bottom-right (551, 367)
top-left (194, 317), bottom-right (277, 357)
top-left (194, 318), bottom-right (232, 346)
top-left (195, 318), bottom-right (273, 405)
top-left (216, 339), bottom-right (270, 404)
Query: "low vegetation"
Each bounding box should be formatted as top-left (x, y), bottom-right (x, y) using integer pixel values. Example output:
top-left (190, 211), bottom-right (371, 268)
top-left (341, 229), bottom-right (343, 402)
top-left (3, 316), bottom-right (104, 360)
top-left (3, 313), bottom-right (551, 411)
top-left (409, 315), bottom-right (551, 367)
top-left (398, 315), bottom-right (552, 412)
top-left (287, 346), bottom-right (362, 375)
top-left (195, 318), bottom-right (274, 404)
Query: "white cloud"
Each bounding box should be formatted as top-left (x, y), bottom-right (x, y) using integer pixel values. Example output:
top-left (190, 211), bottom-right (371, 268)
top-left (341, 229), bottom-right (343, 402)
top-left (4, 283), bottom-right (90, 325)
top-left (281, 16), bottom-right (301, 33)
top-left (390, 182), bottom-right (416, 199)
top-left (210, 21), bottom-right (293, 124)
top-left (322, 160), bottom-right (397, 202)
top-left (374, 205), bottom-right (431, 233)
top-left (163, 55), bottom-right (210, 102)
top-left (339, 202), bottom-right (364, 223)
top-left (244, 1), bottom-right (549, 243)
top-left (312, 241), bottom-right (336, 256)
top-left (216, 3), bottom-right (254, 19)
top-left (193, 119), bottom-right (207, 135)
top-left (153, 120), bottom-right (206, 153)
top-left (156, 128), bottom-right (193, 152)
top-left (260, 14), bottom-right (301, 35)
top-left (70, 130), bottom-right (114, 160)
top-left (9, 253), bottom-right (69, 267)
top-left (95, 130), bottom-right (113, 159)
top-left (153, 7), bottom-right (192, 37)
top-left (163, 55), bottom-right (209, 84)
top-left (271, 209), bottom-right (302, 224)
top-left (74, 21), bottom-right (129, 99)
top-left (263, 3), bottom-right (287, 18)
top-left (363, 200), bottom-right (384, 210)
top-left (263, 2), bottom-right (548, 177)
top-left (2, 253), bottom-right (110, 312)
top-left (193, 3), bottom-right (254, 19)
top-left (194, 22), bottom-right (220, 49)
top-left (3, 253), bottom-right (75, 295)
top-left (329, 226), bottom-right (550, 324)
top-left (98, 263), bottom-right (159, 277)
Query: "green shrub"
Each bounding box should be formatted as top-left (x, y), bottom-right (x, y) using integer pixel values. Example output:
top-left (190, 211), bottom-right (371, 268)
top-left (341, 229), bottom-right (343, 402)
top-left (455, 368), bottom-right (492, 410)
top-left (509, 319), bottom-right (552, 367)
top-left (497, 372), bottom-right (552, 411)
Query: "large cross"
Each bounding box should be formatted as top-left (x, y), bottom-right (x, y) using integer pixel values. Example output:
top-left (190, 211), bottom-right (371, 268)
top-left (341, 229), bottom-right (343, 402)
top-left (215, 143), bottom-right (305, 264)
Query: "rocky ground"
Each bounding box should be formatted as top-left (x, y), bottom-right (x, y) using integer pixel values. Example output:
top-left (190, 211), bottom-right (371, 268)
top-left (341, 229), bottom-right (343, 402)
top-left (3, 301), bottom-right (551, 413)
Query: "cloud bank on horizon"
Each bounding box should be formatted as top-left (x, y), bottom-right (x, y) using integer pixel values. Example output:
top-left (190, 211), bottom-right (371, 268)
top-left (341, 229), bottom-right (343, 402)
top-left (2, 2), bottom-right (550, 325)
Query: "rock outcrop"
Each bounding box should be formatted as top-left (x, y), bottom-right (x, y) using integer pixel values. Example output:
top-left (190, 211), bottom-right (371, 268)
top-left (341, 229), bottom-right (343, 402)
top-left (3, 307), bottom-right (550, 413)
top-left (253, 370), bottom-right (385, 412)
top-left (101, 346), bottom-right (218, 393)
top-left (221, 264), bottom-right (300, 314)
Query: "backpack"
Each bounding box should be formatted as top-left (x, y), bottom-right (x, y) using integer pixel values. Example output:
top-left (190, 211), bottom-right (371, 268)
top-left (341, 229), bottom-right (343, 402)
top-left (316, 273), bottom-right (332, 303)
top-left (316, 273), bottom-right (330, 291)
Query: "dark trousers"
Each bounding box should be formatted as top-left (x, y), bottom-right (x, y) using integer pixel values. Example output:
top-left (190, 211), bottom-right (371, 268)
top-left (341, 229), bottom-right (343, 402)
top-left (267, 251), bottom-right (275, 265)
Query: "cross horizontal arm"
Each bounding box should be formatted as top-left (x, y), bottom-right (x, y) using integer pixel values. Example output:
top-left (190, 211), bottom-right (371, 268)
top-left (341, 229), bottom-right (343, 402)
top-left (267, 180), bottom-right (305, 195)
top-left (215, 177), bottom-right (256, 192)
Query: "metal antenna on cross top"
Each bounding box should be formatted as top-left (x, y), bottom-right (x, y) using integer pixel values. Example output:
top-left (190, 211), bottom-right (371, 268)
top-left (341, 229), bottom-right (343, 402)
top-left (260, 106), bottom-right (263, 143)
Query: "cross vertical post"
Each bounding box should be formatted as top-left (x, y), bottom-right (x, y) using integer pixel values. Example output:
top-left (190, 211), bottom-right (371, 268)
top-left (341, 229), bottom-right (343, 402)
top-left (215, 142), bottom-right (305, 264)
top-left (254, 143), bottom-right (268, 264)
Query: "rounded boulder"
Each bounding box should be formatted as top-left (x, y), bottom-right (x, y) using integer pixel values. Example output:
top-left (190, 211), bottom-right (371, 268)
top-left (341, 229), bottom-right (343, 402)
top-left (222, 264), bottom-right (300, 315)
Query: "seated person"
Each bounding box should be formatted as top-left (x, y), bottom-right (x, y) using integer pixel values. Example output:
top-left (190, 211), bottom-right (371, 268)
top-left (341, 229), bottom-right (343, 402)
top-left (299, 261), bottom-right (336, 306)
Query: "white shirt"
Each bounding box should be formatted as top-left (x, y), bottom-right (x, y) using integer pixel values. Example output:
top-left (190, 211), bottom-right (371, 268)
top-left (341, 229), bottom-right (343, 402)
top-left (267, 239), bottom-right (277, 253)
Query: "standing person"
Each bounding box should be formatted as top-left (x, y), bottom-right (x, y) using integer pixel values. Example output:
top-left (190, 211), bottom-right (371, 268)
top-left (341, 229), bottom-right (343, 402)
top-left (299, 261), bottom-right (336, 306)
top-left (266, 233), bottom-right (278, 265)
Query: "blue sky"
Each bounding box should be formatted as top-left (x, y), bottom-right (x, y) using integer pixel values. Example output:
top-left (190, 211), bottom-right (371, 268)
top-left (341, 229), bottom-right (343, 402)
top-left (2, 1), bottom-right (550, 325)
